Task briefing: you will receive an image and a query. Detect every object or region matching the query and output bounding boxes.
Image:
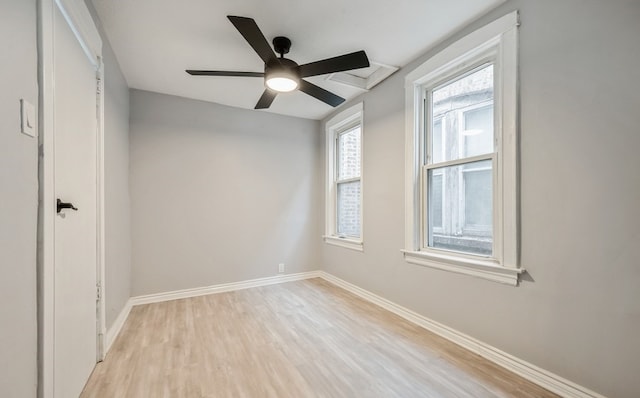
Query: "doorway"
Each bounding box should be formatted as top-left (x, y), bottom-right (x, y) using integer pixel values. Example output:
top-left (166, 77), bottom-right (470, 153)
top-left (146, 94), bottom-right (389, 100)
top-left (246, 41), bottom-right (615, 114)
top-left (38, 0), bottom-right (106, 396)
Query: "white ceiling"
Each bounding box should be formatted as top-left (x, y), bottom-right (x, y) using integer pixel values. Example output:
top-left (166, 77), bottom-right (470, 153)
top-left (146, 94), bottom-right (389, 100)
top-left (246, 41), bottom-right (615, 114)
top-left (92, 0), bottom-right (503, 120)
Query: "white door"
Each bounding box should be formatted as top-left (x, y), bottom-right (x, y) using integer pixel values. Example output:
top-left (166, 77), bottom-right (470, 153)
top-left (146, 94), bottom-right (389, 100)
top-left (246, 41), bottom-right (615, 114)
top-left (53, 4), bottom-right (99, 397)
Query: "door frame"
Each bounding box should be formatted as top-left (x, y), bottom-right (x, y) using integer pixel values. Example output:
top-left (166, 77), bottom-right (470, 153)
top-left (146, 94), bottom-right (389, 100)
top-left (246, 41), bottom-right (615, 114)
top-left (37, 0), bottom-right (106, 396)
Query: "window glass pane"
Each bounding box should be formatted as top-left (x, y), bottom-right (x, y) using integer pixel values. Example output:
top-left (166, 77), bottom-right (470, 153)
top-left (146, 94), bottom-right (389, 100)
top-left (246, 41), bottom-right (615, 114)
top-left (464, 166), bottom-right (492, 227)
top-left (338, 126), bottom-right (361, 180)
top-left (464, 105), bottom-right (494, 158)
top-left (431, 64), bottom-right (493, 163)
top-left (426, 159), bottom-right (492, 256)
top-left (337, 181), bottom-right (361, 238)
top-left (432, 118), bottom-right (443, 164)
top-left (429, 173), bottom-right (443, 228)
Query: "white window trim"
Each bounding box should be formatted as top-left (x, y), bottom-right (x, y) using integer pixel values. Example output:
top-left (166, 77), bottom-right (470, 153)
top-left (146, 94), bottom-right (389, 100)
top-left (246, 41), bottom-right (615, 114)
top-left (324, 102), bottom-right (364, 252)
top-left (404, 11), bottom-right (522, 285)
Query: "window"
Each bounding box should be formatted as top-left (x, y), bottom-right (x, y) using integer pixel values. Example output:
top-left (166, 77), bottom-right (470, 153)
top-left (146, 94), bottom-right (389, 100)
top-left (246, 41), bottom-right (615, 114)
top-left (426, 65), bottom-right (494, 256)
top-left (404, 12), bottom-right (521, 285)
top-left (325, 103), bottom-right (363, 251)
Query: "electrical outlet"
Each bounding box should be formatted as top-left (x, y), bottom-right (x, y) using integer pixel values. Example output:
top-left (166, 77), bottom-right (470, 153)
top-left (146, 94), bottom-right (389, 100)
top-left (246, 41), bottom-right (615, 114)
top-left (278, 263), bottom-right (285, 273)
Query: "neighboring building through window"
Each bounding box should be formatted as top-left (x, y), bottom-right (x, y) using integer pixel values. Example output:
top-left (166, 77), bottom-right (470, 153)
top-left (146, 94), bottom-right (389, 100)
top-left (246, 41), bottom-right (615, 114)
top-left (403, 11), bottom-right (521, 285)
top-left (325, 103), bottom-right (363, 251)
top-left (336, 124), bottom-right (361, 238)
top-left (426, 64), bottom-right (494, 256)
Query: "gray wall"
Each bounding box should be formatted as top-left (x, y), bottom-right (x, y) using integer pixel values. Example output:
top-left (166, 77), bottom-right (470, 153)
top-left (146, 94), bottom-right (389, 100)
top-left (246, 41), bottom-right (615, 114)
top-left (129, 90), bottom-right (322, 296)
top-left (0, 0), bottom-right (38, 396)
top-left (86, 0), bottom-right (132, 331)
top-left (320, 1), bottom-right (640, 397)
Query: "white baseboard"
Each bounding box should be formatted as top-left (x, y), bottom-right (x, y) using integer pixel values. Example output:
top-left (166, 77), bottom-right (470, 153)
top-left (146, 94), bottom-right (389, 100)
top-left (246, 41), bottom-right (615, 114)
top-left (129, 271), bottom-right (321, 306)
top-left (317, 271), bottom-right (605, 398)
top-left (105, 299), bottom-right (133, 354)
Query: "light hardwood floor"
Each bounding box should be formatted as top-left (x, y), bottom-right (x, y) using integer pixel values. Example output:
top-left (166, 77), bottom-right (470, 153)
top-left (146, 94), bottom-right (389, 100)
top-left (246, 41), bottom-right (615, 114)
top-left (81, 278), bottom-right (558, 397)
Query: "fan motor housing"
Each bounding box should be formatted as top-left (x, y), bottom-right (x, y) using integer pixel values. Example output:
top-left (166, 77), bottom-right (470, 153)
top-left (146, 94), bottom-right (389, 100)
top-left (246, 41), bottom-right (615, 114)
top-left (265, 58), bottom-right (300, 77)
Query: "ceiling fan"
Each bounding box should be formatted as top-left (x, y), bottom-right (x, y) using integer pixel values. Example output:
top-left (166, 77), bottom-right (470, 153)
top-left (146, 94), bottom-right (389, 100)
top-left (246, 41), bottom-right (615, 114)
top-left (186, 16), bottom-right (370, 110)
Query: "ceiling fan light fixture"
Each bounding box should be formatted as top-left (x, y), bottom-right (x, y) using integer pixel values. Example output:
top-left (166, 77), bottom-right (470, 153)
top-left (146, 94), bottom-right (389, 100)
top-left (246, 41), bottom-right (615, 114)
top-left (265, 71), bottom-right (299, 92)
top-left (187, 16), bottom-right (369, 109)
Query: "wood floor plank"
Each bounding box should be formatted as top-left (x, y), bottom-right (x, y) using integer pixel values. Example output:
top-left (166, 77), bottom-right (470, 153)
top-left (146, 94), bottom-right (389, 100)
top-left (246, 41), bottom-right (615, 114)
top-left (81, 278), bottom-right (558, 397)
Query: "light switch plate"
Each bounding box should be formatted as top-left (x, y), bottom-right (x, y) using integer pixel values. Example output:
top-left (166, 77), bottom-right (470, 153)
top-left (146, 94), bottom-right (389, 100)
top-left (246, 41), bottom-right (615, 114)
top-left (20, 99), bottom-right (36, 137)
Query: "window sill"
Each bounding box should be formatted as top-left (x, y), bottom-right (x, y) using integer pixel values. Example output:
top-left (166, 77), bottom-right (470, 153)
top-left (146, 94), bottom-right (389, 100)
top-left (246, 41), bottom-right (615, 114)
top-left (401, 249), bottom-right (523, 286)
top-left (324, 236), bottom-right (364, 252)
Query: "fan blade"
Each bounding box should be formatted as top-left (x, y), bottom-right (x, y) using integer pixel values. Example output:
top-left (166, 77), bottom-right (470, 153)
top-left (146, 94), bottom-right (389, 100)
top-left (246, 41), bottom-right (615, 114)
top-left (299, 80), bottom-right (345, 107)
top-left (228, 16), bottom-right (278, 64)
top-left (255, 89), bottom-right (277, 109)
top-left (298, 50), bottom-right (370, 78)
top-left (186, 70), bottom-right (264, 77)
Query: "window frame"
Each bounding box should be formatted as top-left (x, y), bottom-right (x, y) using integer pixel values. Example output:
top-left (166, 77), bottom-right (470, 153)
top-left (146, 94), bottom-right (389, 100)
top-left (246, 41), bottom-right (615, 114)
top-left (324, 102), bottom-right (364, 251)
top-left (403, 11), bottom-right (522, 285)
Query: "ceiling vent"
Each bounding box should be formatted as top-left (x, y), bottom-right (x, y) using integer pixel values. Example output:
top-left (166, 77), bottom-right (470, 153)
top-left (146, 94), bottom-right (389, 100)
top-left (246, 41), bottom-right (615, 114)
top-left (326, 61), bottom-right (398, 91)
